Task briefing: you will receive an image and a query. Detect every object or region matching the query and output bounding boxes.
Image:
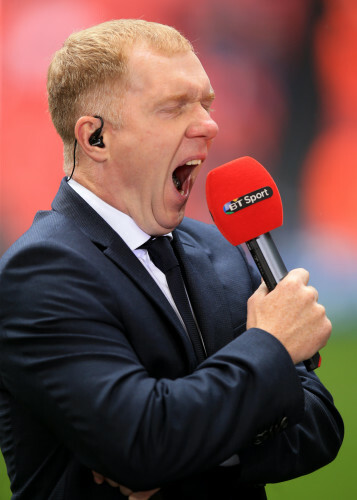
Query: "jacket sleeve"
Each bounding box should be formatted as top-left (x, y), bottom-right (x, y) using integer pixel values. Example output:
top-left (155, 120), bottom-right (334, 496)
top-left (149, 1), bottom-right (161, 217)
top-left (0, 241), bottom-right (343, 490)
top-left (238, 362), bottom-right (344, 483)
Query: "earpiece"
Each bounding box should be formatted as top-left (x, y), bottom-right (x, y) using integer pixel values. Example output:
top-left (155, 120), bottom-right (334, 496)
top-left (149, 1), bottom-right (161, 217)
top-left (68, 115), bottom-right (106, 181)
top-left (89, 115), bottom-right (105, 148)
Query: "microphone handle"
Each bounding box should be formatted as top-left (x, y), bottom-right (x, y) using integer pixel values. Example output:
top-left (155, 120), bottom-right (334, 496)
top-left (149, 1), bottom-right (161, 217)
top-left (245, 232), bottom-right (321, 371)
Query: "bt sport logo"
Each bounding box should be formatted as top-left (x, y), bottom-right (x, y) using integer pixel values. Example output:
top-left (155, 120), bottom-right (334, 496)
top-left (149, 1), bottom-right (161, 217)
top-left (223, 186), bottom-right (273, 214)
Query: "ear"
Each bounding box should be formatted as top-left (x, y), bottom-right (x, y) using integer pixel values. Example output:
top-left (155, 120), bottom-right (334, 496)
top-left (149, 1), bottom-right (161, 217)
top-left (75, 116), bottom-right (108, 163)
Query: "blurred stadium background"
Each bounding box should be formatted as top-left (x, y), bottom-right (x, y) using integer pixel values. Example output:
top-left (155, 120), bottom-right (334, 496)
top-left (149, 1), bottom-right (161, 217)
top-left (1, 0), bottom-right (356, 498)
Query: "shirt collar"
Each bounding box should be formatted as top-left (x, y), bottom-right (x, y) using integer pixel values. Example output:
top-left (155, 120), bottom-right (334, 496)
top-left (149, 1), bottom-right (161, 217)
top-left (68, 179), bottom-right (171, 250)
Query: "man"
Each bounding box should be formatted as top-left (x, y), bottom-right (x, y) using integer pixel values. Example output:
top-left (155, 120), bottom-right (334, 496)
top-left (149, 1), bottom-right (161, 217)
top-left (0, 19), bottom-right (343, 500)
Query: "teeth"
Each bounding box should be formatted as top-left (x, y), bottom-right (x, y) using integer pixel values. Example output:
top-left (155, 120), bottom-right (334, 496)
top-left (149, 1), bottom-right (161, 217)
top-left (185, 159), bottom-right (202, 166)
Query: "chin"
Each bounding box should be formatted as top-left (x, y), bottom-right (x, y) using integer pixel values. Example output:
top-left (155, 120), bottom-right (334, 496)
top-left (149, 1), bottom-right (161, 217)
top-left (152, 204), bottom-right (187, 234)
top-left (160, 215), bottom-right (185, 234)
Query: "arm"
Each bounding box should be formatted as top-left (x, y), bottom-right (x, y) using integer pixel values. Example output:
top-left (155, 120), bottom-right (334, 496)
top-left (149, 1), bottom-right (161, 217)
top-left (0, 243), bottom-right (343, 490)
top-left (237, 270), bottom-right (343, 482)
top-left (239, 362), bottom-right (343, 483)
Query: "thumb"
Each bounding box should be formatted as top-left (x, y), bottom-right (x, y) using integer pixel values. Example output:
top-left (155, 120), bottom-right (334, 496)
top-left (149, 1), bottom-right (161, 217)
top-left (253, 279), bottom-right (268, 297)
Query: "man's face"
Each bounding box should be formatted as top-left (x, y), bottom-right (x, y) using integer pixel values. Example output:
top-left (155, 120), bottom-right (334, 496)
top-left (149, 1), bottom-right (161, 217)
top-left (103, 44), bottom-right (219, 235)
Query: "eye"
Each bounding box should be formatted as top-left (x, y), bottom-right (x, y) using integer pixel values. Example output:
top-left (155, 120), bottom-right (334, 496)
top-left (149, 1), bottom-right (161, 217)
top-left (201, 102), bottom-right (214, 114)
top-left (158, 102), bottom-right (185, 116)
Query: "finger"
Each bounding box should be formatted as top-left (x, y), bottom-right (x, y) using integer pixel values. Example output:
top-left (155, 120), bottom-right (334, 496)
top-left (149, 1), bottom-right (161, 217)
top-left (289, 268), bottom-right (310, 285)
top-left (130, 489), bottom-right (161, 500)
top-left (120, 485), bottom-right (134, 496)
top-left (252, 279), bottom-right (269, 297)
top-left (105, 478), bottom-right (120, 487)
top-left (307, 285), bottom-right (319, 302)
top-left (92, 471), bottom-right (104, 485)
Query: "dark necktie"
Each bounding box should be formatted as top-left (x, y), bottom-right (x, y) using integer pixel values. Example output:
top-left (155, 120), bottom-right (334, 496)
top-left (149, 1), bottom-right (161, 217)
top-left (141, 237), bottom-right (206, 363)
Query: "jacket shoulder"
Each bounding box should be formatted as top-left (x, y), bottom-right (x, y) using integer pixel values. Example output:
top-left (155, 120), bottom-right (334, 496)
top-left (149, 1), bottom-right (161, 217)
top-left (177, 217), bottom-right (228, 247)
top-left (177, 217), bottom-right (245, 258)
top-left (176, 217), bottom-right (260, 288)
top-left (1, 210), bottom-right (78, 263)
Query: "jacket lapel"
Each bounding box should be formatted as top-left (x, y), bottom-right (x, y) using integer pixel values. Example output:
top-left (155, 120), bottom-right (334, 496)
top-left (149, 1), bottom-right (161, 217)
top-left (173, 229), bottom-right (235, 355)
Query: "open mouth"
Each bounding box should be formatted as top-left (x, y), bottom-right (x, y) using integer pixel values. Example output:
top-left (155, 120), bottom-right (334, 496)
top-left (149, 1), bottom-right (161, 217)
top-left (172, 159), bottom-right (202, 195)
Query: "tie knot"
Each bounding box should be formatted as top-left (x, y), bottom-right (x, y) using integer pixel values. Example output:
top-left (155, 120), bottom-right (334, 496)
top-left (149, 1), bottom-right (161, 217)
top-left (140, 237), bottom-right (179, 274)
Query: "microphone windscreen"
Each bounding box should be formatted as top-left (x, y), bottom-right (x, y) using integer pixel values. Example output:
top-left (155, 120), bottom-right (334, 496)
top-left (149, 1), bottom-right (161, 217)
top-left (206, 156), bottom-right (283, 246)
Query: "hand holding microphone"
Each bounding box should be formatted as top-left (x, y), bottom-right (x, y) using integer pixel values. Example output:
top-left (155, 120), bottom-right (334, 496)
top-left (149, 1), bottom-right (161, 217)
top-left (247, 268), bottom-right (331, 367)
top-left (206, 156), bottom-right (329, 370)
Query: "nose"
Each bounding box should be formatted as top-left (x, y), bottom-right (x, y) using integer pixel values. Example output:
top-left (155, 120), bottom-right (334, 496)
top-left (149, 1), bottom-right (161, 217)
top-left (185, 106), bottom-right (219, 142)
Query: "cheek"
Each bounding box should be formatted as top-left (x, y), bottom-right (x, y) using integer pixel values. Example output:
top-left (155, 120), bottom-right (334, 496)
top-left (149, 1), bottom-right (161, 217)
top-left (119, 123), bottom-right (183, 182)
top-left (143, 122), bottom-right (184, 154)
top-left (137, 135), bottom-right (170, 166)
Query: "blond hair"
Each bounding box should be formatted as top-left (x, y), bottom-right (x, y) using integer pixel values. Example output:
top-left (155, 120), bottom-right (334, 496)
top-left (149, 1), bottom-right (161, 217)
top-left (47, 19), bottom-right (193, 170)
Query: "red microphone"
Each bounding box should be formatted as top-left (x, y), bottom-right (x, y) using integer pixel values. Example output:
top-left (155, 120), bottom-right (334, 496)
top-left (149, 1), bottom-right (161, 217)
top-left (206, 156), bottom-right (321, 371)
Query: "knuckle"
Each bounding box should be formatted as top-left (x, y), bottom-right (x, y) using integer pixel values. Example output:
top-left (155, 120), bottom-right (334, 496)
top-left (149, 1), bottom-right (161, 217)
top-left (319, 303), bottom-right (326, 314)
top-left (325, 316), bottom-right (332, 334)
top-left (319, 315), bottom-right (332, 347)
top-left (283, 273), bottom-right (299, 291)
top-left (315, 303), bottom-right (327, 321)
top-left (293, 267), bottom-right (309, 280)
top-left (317, 303), bottom-right (327, 318)
top-left (306, 286), bottom-right (318, 302)
top-left (286, 267), bottom-right (308, 286)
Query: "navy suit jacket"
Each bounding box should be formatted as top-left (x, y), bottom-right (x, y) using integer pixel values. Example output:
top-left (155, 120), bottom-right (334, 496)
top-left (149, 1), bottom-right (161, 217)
top-left (0, 179), bottom-right (343, 499)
